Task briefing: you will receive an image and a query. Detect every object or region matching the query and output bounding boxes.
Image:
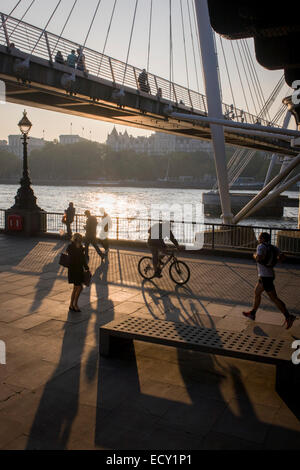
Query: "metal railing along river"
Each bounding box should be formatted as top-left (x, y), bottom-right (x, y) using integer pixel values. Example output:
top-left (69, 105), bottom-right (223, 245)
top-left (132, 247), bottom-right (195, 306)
top-left (0, 209), bottom-right (299, 254)
top-left (44, 211), bottom-right (300, 255)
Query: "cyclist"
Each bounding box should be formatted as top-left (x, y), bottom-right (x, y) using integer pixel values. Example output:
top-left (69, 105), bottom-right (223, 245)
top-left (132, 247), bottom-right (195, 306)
top-left (148, 221), bottom-right (179, 278)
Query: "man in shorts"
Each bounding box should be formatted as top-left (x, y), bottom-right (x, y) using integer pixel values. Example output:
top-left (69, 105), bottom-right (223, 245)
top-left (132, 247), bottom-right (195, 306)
top-left (243, 232), bottom-right (296, 329)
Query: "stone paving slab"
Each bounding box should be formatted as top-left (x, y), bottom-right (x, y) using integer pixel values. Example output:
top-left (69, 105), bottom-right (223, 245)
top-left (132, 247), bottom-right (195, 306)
top-left (0, 234), bottom-right (300, 450)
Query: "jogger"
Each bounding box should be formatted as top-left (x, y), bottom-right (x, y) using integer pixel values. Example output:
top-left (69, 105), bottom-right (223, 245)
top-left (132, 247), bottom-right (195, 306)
top-left (243, 232), bottom-right (296, 329)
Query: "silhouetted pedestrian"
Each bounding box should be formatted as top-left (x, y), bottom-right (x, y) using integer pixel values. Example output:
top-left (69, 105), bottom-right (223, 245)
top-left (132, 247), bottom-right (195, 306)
top-left (84, 210), bottom-right (104, 261)
top-left (99, 207), bottom-right (112, 256)
top-left (243, 232), bottom-right (296, 329)
top-left (65, 202), bottom-right (76, 240)
top-left (156, 87), bottom-right (162, 99)
top-left (67, 233), bottom-right (90, 312)
top-left (138, 68), bottom-right (150, 93)
top-left (77, 47), bottom-right (86, 72)
top-left (55, 51), bottom-right (65, 65)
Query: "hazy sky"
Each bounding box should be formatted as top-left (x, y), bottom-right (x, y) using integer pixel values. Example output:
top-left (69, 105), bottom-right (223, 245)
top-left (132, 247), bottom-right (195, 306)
top-left (0, 0), bottom-right (290, 143)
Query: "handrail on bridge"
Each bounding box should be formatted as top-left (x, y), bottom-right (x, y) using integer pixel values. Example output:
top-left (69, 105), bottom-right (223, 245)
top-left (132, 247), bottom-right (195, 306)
top-left (0, 12), bottom-right (275, 128)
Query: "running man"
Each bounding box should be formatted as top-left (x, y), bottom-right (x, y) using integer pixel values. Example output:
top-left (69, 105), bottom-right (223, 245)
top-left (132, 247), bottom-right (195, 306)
top-left (243, 232), bottom-right (296, 329)
top-left (148, 221), bottom-right (179, 278)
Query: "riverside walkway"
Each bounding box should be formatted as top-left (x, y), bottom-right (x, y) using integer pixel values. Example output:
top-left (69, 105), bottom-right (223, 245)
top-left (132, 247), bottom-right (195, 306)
top-left (0, 234), bottom-right (300, 450)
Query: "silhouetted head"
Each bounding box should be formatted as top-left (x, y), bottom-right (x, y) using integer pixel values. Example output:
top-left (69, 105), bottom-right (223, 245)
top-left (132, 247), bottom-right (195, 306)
top-left (69, 202), bottom-right (74, 207)
top-left (84, 210), bottom-right (91, 217)
top-left (71, 49), bottom-right (75, 54)
top-left (258, 232), bottom-right (271, 244)
top-left (72, 233), bottom-right (83, 247)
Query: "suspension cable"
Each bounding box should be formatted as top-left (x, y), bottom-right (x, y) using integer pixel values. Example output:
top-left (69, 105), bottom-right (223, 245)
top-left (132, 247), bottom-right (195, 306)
top-left (122, 0), bottom-right (139, 85)
top-left (146, 0), bottom-right (153, 73)
top-left (219, 36), bottom-right (236, 110)
top-left (243, 41), bottom-right (264, 108)
top-left (180, 0), bottom-right (190, 89)
top-left (230, 42), bottom-right (250, 115)
top-left (31, 0), bottom-right (62, 55)
top-left (169, 0), bottom-right (174, 99)
top-left (8, 0), bottom-right (36, 39)
top-left (52, 0), bottom-right (78, 55)
top-left (258, 75), bottom-right (285, 120)
top-left (236, 40), bottom-right (258, 115)
top-left (0, 0), bottom-right (23, 29)
top-left (240, 39), bottom-right (263, 115)
top-left (97, 0), bottom-right (117, 76)
top-left (187, 0), bottom-right (200, 94)
top-left (82, 0), bottom-right (102, 50)
top-left (243, 39), bottom-right (271, 121)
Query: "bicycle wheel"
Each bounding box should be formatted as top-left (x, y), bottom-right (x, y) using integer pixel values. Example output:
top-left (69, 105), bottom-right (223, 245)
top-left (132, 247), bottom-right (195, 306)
top-left (169, 260), bottom-right (190, 285)
top-left (138, 256), bottom-right (156, 280)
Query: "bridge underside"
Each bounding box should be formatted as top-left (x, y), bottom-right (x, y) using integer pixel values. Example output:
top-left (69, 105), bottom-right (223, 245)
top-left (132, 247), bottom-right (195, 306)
top-left (0, 47), bottom-right (297, 156)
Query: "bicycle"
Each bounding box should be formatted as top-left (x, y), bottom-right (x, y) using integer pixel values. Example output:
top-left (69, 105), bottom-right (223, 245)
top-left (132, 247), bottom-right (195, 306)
top-left (138, 249), bottom-right (190, 285)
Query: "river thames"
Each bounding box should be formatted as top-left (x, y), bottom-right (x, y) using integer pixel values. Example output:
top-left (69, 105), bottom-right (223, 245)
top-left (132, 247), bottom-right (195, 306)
top-left (0, 184), bottom-right (298, 227)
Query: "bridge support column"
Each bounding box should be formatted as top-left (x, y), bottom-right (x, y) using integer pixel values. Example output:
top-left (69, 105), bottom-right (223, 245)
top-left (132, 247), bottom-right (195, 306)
top-left (264, 154), bottom-right (278, 187)
top-left (194, 0), bottom-right (233, 224)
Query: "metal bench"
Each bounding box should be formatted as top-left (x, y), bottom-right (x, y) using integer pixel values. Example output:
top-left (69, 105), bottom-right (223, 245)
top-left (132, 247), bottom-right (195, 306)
top-left (99, 317), bottom-right (299, 392)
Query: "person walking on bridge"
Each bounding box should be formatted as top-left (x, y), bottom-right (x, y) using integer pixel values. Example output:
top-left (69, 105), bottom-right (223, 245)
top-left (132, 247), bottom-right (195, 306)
top-left (243, 232), bottom-right (296, 329)
top-left (138, 69), bottom-right (150, 93)
top-left (77, 47), bottom-right (87, 73)
top-left (67, 49), bottom-right (77, 68)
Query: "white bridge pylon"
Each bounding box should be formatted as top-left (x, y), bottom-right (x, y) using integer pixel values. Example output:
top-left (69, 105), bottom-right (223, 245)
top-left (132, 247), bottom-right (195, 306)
top-left (193, 0), bottom-right (299, 224)
top-left (0, 0), bottom-right (299, 223)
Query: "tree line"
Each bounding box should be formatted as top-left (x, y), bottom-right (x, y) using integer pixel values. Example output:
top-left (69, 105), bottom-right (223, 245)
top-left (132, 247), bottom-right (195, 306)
top-left (0, 140), bottom-right (280, 182)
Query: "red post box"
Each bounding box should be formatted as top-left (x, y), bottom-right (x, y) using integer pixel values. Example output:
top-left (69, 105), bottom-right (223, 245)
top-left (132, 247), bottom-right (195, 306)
top-left (7, 214), bottom-right (23, 231)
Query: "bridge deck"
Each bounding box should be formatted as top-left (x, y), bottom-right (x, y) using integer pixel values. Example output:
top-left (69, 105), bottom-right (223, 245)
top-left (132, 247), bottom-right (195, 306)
top-left (0, 13), bottom-right (297, 156)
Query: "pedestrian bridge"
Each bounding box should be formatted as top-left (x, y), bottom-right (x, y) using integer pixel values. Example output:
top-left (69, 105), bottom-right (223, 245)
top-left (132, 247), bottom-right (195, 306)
top-left (0, 13), bottom-right (297, 156)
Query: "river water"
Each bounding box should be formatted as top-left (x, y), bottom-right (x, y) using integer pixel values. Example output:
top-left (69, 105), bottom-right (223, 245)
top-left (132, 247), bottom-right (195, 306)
top-left (0, 184), bottom-right (298, 228)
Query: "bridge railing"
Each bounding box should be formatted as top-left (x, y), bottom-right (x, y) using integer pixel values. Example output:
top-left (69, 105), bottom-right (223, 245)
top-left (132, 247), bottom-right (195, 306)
top-left (45, 212), bottom-right (300, 255)
top-left (0, 208), bottom-right (299, 254)
top-left (0, 13), bottom-right (273, 126)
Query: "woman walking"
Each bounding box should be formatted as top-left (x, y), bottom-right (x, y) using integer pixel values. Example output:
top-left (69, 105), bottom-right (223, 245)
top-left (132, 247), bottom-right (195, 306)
top-left (67, 233), bottom-right (90, 312)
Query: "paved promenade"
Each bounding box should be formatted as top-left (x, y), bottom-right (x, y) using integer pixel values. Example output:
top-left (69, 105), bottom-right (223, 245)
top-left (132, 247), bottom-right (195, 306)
top-left (0, 234), bottom-right (299, 450)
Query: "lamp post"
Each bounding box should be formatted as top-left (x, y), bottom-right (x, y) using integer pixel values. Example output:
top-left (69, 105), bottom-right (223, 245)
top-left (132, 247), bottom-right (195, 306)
top-left (6, 110), bottom-right (46, 235)
top-left (11, 110), bottom-right (41, 211)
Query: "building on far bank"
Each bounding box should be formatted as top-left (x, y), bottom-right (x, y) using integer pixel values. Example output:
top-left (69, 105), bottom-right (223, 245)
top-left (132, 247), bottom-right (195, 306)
top-left (8, 135), bottom-right (47, 158)
top-left (106, 127), bottom-right (213, 155)
top-left (0, 140), bottom-right (8, 151)
top-left (59, 135), bottom-right (87, 145)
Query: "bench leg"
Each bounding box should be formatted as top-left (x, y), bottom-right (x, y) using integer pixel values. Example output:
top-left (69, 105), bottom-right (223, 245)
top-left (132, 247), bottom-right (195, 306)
top-left (99, 330), bottom-right (134, 357)
top-left (276, 363), bottom-right (300, 394)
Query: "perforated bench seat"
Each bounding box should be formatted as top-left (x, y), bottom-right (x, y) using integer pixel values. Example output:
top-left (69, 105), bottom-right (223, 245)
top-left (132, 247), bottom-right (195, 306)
top-left (99, 317), bottom-right (299, 391)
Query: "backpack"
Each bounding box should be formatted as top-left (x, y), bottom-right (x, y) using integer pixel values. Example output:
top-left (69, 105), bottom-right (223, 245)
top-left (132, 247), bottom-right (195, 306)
top-left (259, 244), bottom-right (278, 268)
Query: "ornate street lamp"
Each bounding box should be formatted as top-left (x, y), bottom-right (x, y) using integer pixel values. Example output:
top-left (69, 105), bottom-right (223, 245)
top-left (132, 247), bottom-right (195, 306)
top-left (11, 110), bottom-right (41, 210)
